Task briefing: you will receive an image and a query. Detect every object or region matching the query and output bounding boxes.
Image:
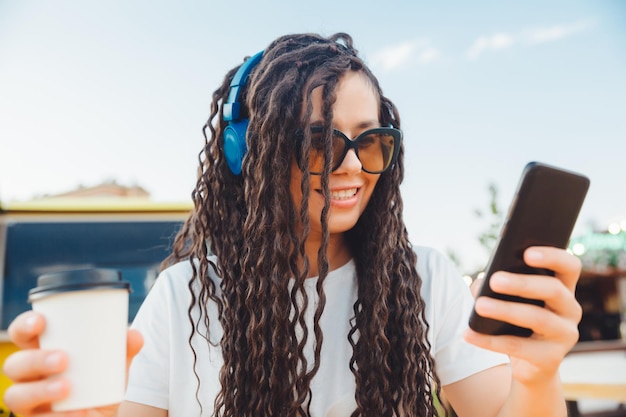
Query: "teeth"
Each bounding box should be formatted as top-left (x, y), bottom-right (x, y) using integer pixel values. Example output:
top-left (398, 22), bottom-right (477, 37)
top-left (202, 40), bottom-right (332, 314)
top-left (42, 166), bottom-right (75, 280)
top-left (330, 188), bottom-right (358, 200)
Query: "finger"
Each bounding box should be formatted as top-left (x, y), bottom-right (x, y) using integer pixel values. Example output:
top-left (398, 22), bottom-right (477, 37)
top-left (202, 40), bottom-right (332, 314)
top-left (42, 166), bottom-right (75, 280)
top-left (464, 329), bottom-right (568, 374)
top-left (7, 311), bottom-right (46, 349)
top-left (488, 272), bottom-right (583, 321)
top-left (470, 277), bottom-right (484, 299)
top-left (3, 377), bottom-right (72, 416)
top-left (473, 296), bottom-right (579, 344)
top-left (124, 329), bottom-right (143, 386)
top-left (524, 247), bottom-right (582, 292)
top-left (127, 329), bottom-right (143, 363)
top-left (3, 349), bottom-right (68, 383)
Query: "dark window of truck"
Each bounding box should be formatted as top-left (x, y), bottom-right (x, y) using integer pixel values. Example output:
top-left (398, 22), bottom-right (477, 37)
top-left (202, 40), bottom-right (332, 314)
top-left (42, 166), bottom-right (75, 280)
top-left (1, 221), bottom-right (182, 329)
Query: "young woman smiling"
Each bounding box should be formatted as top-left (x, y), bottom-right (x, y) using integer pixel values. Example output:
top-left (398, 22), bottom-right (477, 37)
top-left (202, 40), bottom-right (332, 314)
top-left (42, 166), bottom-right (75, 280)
top-left (3, 32), bottom-right (582, 417)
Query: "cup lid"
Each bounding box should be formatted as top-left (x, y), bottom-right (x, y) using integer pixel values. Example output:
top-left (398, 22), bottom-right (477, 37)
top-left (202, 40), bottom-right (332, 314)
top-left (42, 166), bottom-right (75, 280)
top-left (28, 268), bottom-right (130, 302)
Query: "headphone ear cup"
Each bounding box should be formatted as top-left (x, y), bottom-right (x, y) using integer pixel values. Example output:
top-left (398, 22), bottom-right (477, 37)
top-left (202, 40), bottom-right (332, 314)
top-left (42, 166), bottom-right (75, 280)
top-left (223, 119), bottom-right (249, 175)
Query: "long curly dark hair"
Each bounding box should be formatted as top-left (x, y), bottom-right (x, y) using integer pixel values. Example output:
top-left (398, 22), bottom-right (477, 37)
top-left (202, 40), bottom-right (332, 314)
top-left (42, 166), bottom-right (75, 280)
top-left (164, 32), bottom-right (442, 417)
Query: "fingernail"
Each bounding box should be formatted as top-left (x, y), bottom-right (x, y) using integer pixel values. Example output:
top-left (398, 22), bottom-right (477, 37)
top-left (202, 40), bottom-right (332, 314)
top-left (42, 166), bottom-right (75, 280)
top-left (463, 328), bottom-right (478, 342)
top-left (24, 315), bottom-right (38, 331)
top-left (476, 297), bottom-right (496, 313)
top-left (491, 273), bottom-right (510, 288)
top-left (526, 249), bottom-right (544, 261)
top-left (47, 379), bottom-right (65, 395)
top-left (45, 352), bottom-right (64, 370)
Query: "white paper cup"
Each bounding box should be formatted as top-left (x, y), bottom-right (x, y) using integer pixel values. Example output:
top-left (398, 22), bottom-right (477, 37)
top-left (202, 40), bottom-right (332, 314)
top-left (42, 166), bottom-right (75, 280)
top-left (28, 269), bottom-right (130, 411)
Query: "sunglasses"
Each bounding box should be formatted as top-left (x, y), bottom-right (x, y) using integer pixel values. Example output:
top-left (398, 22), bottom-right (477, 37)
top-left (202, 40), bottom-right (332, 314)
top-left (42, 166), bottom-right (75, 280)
top-left (296, 126), bottom-right (402, 175)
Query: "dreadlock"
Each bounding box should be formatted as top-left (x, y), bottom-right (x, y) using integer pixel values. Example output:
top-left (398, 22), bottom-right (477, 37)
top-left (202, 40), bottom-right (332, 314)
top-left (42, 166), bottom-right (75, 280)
top-left (163, 32), bottom-right (443, 417)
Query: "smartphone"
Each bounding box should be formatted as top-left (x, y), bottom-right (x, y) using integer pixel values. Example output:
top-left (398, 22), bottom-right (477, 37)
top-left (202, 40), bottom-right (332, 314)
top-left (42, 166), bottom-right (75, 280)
top-left (468, 162), bottom-right (590, 337)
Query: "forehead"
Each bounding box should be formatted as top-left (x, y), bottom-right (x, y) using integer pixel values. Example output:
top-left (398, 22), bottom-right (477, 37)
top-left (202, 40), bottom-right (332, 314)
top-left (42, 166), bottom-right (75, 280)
top-left (309, 71), bottom-right (380, 127)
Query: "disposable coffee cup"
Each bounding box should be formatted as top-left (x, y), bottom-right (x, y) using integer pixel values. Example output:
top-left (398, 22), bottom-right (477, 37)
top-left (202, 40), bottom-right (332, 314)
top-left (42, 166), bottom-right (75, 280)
top-left (28, 268), bottom-right (131, 411)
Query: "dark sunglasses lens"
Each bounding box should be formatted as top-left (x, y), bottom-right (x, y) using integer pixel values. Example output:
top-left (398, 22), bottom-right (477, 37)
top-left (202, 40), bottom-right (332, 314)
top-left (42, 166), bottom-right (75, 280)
top-left (307, 130), bottom-right (349, 174)
top-left (354, 131), bottom-right (396, 173)
top-left (305, 128), bottom-right (397, 174)
top-left (307, 129), bottom-right (328, 174)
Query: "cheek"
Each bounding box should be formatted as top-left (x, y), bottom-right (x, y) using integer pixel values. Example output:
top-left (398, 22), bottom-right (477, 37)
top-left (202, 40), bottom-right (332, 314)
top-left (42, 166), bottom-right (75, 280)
top-left (363, 173), bottom-right (380, 201)
top-left (289, 161), bottom-right (327, 222)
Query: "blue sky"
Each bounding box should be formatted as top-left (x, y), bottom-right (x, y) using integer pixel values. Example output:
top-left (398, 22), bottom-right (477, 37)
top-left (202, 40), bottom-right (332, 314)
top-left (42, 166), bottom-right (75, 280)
top-left (1, 1), bottom-right (625, 271)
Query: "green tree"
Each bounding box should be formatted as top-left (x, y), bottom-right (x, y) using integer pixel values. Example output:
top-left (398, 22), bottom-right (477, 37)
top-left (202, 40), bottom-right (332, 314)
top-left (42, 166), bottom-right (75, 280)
top-left (445, 182), bottom-right (503, 274)
top-left (474, 182), bottom-right (503, 258)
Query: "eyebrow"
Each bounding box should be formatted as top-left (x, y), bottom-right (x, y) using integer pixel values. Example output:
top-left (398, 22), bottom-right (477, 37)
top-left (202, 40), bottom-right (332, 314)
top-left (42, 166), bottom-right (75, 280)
top-left (310, 120), bottom-right (381, 129)
top-left (358, 120), bottom-right (382, 129)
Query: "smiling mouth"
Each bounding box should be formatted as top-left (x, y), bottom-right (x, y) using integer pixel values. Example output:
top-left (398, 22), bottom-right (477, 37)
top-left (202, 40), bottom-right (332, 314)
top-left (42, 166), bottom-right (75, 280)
top-left (328, 188), bottom-right (358, 200)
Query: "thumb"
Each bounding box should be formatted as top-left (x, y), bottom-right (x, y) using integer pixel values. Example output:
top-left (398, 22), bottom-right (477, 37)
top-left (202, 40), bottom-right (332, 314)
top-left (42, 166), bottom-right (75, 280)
top-left (126, 329), bottom-right (143, 374)
top-left (470, 277), bottom-right (485, 299)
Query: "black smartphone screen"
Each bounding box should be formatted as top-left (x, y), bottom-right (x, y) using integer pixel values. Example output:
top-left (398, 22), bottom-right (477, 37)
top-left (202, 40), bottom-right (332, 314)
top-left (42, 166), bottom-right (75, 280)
top-left (468, 162), bottom-right (590, 337)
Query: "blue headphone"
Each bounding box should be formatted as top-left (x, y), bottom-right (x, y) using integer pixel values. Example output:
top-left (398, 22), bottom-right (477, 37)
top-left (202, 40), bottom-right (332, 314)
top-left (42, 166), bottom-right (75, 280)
top-left (222, 51), bottom-right (264, 175)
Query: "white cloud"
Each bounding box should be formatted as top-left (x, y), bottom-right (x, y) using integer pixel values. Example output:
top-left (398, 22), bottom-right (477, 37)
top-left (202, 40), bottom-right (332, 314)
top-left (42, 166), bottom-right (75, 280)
top-left (370, 39), bottom-right (440, 72)
top-left (467, 32), bottom-right (515, 60)
top-left (372, 41), bottom-right (416, 71)
top-left (523, 19), bottom-right (596, 44)
top-left (467, 19), bottom-right (596, 60)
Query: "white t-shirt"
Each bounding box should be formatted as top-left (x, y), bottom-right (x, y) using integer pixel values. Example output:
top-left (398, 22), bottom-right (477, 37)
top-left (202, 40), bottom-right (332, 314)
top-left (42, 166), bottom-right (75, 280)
top-left (126, 246), bottom-right (508, 416)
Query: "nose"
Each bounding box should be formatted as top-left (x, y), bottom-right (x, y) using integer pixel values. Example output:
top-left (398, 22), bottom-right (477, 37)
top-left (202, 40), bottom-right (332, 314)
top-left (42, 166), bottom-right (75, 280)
top-left (334, 149), bottom-right (362, 174)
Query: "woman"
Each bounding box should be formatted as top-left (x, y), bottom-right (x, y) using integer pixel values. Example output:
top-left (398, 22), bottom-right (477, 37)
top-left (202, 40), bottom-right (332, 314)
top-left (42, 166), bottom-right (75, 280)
top-left (3, 32), bottom-right (582, 417)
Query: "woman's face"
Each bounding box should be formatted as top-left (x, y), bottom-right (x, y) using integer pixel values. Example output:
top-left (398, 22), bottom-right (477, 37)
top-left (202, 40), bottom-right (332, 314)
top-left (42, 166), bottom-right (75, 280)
top-left (290, 71), bottom-right (382, 237)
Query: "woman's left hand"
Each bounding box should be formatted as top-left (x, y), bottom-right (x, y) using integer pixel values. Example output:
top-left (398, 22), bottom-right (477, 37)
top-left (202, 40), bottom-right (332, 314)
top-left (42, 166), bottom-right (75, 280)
top-left (465, 246), bottom-right (583, 385)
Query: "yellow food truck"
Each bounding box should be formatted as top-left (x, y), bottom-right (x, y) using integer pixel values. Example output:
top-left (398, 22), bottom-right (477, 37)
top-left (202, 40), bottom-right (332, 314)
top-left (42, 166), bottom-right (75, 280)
top-left (0, 198), bottom-right (192, 415)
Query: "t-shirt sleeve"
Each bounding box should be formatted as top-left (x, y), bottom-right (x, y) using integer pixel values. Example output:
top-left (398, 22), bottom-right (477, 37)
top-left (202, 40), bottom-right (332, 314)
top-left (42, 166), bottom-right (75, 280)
top-left (416, 247), bottom-right (509, 385)
top-left (125, 269), bottom-right (173, 409)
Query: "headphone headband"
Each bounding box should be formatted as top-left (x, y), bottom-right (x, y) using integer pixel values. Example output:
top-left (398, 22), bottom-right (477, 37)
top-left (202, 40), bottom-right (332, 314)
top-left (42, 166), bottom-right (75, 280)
top-left (222, 50), bottom-right (264, 175)
top-left (223, 51), bottom-right (264, 122)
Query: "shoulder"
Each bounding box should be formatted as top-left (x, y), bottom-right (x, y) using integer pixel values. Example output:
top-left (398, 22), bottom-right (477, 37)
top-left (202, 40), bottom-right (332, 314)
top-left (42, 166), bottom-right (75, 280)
top-left (411, 244), bottom-right (468, 305)
top-left (412, 245), bottom-right (465, 296)
top-left (154, 256), bottom-right (221, 294)
top-left (131, 256), bottom-right (224, 338)
top-left (145, 261), bottom-right (193, 304)
top-left (137, 257), bottom-right (222, 318)
top-left (413, 245), bottom-right (457, 273)
top-left (158, 259), bottom-right (195, 283)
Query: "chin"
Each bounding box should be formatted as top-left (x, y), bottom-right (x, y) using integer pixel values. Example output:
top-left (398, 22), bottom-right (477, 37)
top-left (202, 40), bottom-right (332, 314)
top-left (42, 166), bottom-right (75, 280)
top-left (327, 216), bottom-right (360, 234)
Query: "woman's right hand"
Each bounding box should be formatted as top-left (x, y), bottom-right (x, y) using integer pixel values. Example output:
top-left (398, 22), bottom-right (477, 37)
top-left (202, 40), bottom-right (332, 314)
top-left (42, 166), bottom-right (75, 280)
top-left (3, 311), bottom-right (143, 417)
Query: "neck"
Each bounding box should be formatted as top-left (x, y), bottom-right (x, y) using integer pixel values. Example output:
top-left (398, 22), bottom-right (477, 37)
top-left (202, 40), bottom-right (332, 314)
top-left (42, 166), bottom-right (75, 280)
top-left (302, 233), bottom-right (352, 278)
